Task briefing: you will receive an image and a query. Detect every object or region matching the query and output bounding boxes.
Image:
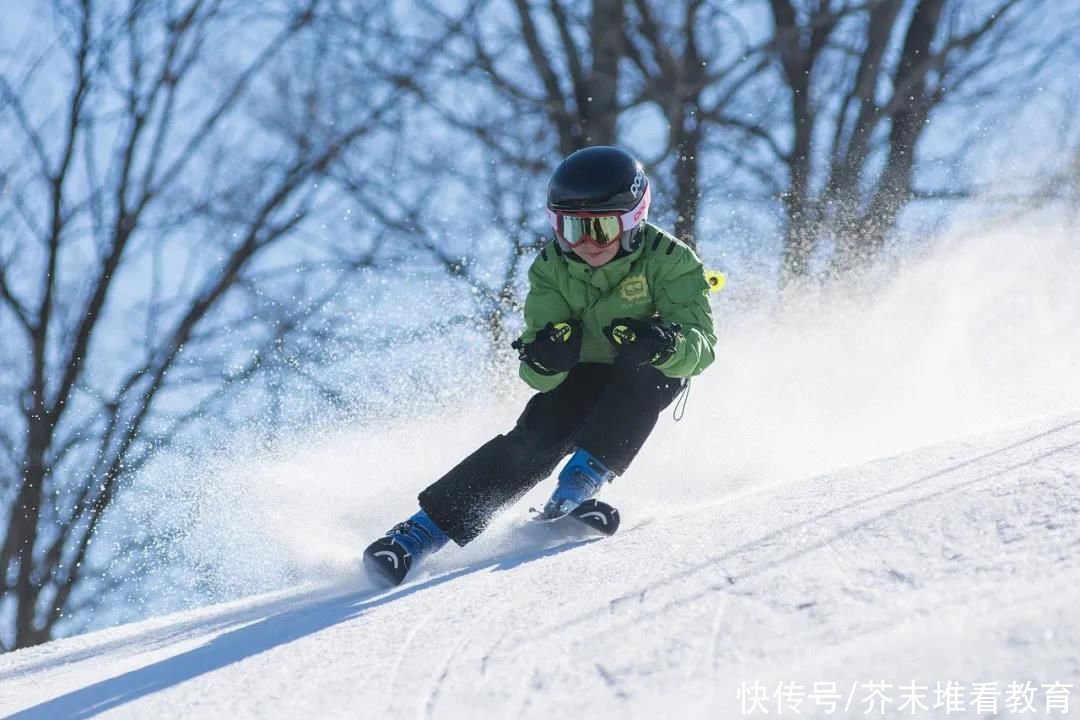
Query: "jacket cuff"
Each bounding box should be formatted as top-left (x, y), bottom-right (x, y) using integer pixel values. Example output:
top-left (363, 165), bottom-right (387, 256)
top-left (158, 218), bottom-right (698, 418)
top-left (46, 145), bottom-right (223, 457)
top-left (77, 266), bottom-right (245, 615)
top-left (654, 335), bottom-right (688, 377)
top-left (519, 362), bottom-right (568, 392)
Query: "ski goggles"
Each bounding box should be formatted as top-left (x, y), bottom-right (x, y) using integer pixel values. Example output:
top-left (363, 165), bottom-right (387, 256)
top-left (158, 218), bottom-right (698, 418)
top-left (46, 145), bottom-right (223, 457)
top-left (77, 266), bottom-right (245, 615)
top-left (546, 185), bottom-right (651, 248)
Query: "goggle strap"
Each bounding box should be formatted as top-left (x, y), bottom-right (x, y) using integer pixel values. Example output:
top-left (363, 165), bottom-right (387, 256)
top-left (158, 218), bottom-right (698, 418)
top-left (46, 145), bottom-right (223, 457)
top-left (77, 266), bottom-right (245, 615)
top-left (618, 183), bottom-right (651, 230)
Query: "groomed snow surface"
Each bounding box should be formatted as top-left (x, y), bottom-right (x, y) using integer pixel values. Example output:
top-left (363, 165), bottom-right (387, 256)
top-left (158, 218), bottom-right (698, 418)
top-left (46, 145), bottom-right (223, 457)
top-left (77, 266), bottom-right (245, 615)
top-left (2, 411), bottom-right (1078, 719)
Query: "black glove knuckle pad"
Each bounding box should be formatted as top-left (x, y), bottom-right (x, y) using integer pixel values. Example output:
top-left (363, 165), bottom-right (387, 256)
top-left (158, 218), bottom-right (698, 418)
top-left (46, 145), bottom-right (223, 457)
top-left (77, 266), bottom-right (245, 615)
top-left (515, 320), bottom-right (581, 375)
top-left (605, 316), bottom-right (679, 367)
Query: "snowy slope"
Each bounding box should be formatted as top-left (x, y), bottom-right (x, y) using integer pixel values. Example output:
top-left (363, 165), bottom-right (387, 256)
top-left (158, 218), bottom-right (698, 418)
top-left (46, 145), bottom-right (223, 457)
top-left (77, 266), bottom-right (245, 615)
top-left (3, 410), bottom-right (1079, 719)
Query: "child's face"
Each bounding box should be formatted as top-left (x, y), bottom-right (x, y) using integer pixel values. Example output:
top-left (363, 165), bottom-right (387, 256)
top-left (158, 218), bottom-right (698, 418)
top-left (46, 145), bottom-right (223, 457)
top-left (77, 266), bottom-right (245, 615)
top-left (571, 239), bottom-right (621, 267)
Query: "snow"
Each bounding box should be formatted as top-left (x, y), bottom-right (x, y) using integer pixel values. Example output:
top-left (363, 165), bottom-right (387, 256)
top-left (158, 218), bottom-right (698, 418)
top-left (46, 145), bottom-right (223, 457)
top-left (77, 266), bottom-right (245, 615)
top-left (2, 411), bottom-right (1079, 718)
top-left (3, 225), bottom-right (1080, 718)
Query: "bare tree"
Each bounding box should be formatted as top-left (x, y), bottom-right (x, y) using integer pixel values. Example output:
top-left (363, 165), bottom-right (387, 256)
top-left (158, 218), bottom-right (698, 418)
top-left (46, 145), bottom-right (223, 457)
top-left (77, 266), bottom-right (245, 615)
top-left (362, 0), bottom-right (1075, 299)
top-left (705, 0), bottom-right (1069, 283)
top-left (337, 151), bottom-right (538, 362)
top-left (496, 0), bottom-right (626, 153)
top-left (319, 0), bottom-right (612, 361)
top-left (0, 0), bottom-right (416, 649)
top-left (622, 1), bottom-right (774, 245)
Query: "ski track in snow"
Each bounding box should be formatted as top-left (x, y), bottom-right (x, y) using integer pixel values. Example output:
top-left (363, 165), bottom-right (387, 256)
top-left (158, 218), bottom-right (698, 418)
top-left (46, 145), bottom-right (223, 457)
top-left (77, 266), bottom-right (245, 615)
top-left (2, 412), bottom-right (1079, 719)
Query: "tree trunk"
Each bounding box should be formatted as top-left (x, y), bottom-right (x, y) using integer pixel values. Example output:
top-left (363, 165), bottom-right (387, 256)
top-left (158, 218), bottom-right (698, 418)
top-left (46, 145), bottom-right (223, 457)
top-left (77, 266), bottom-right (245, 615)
top-left (774, 0), bottom-right (818, 285)
top-left (838, 0), bottom-right (944, 271)
top-left (584, 0), bottom-right (623, 146)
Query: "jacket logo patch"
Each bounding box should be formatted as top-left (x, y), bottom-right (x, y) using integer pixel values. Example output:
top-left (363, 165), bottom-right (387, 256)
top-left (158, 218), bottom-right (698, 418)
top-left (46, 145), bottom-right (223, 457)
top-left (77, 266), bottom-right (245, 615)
top-left (619, 274), bottom-right (649, 304)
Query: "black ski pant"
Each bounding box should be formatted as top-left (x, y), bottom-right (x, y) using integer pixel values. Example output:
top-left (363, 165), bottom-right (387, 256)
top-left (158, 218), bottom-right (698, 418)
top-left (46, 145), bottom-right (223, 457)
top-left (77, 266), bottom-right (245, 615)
top-left (418, 362), bottom-right (684, 545)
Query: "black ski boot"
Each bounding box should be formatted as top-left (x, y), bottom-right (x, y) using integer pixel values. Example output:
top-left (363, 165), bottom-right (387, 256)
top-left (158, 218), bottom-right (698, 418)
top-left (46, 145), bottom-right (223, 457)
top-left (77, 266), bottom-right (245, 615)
top-left (363, 509), bottom-right (449, 587)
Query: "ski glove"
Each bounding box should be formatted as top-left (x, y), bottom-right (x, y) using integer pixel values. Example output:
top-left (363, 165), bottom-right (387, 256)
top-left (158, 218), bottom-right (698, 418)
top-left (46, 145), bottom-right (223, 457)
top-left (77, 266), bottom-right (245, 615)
top-left (512, 320), bottom-right (582, 376)
top-left (604, 317), bottom-right (681, 367)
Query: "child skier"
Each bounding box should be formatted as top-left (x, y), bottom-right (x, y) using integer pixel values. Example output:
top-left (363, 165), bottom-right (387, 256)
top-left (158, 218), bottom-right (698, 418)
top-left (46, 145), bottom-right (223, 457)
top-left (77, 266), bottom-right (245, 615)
top-left (363, 145), bottom-right (717, 586)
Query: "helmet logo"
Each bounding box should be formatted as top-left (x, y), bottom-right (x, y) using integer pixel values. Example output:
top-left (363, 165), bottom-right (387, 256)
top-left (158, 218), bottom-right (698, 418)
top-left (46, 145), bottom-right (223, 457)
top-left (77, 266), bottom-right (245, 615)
top-left (629, 167), bottom-right (645, 197)
top-left (630, 183), bottom-right (651, 223)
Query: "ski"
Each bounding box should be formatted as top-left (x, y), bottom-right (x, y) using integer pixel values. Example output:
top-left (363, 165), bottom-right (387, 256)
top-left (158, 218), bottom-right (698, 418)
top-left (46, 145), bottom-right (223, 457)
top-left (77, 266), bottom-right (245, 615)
top-left (530, 498), bottom-right (621, 536)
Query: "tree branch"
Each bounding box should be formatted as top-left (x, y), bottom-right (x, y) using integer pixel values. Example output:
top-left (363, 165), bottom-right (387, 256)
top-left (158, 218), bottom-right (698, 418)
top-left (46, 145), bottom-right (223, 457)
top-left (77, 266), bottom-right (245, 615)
top-left (511, 0), bottom-right (576, 152)
top-left (0, 260), bottom-right (32, 334)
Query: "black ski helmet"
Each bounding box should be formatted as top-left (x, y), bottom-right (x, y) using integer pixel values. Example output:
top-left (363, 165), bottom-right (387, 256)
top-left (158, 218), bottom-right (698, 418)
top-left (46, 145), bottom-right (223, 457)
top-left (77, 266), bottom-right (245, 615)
top-left (547, 146), bottom-right (651, 252)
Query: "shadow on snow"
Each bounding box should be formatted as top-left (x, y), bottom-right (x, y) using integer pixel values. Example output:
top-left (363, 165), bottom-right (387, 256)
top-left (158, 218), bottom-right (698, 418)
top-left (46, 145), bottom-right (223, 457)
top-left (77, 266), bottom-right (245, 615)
top-left (11, 537), bottom-right (599, 719)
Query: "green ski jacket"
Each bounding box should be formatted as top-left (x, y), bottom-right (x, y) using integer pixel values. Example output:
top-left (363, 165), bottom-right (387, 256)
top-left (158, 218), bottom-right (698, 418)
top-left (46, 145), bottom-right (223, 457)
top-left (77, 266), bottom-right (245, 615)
top-left (518, 223), bottom-right (717, 392)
